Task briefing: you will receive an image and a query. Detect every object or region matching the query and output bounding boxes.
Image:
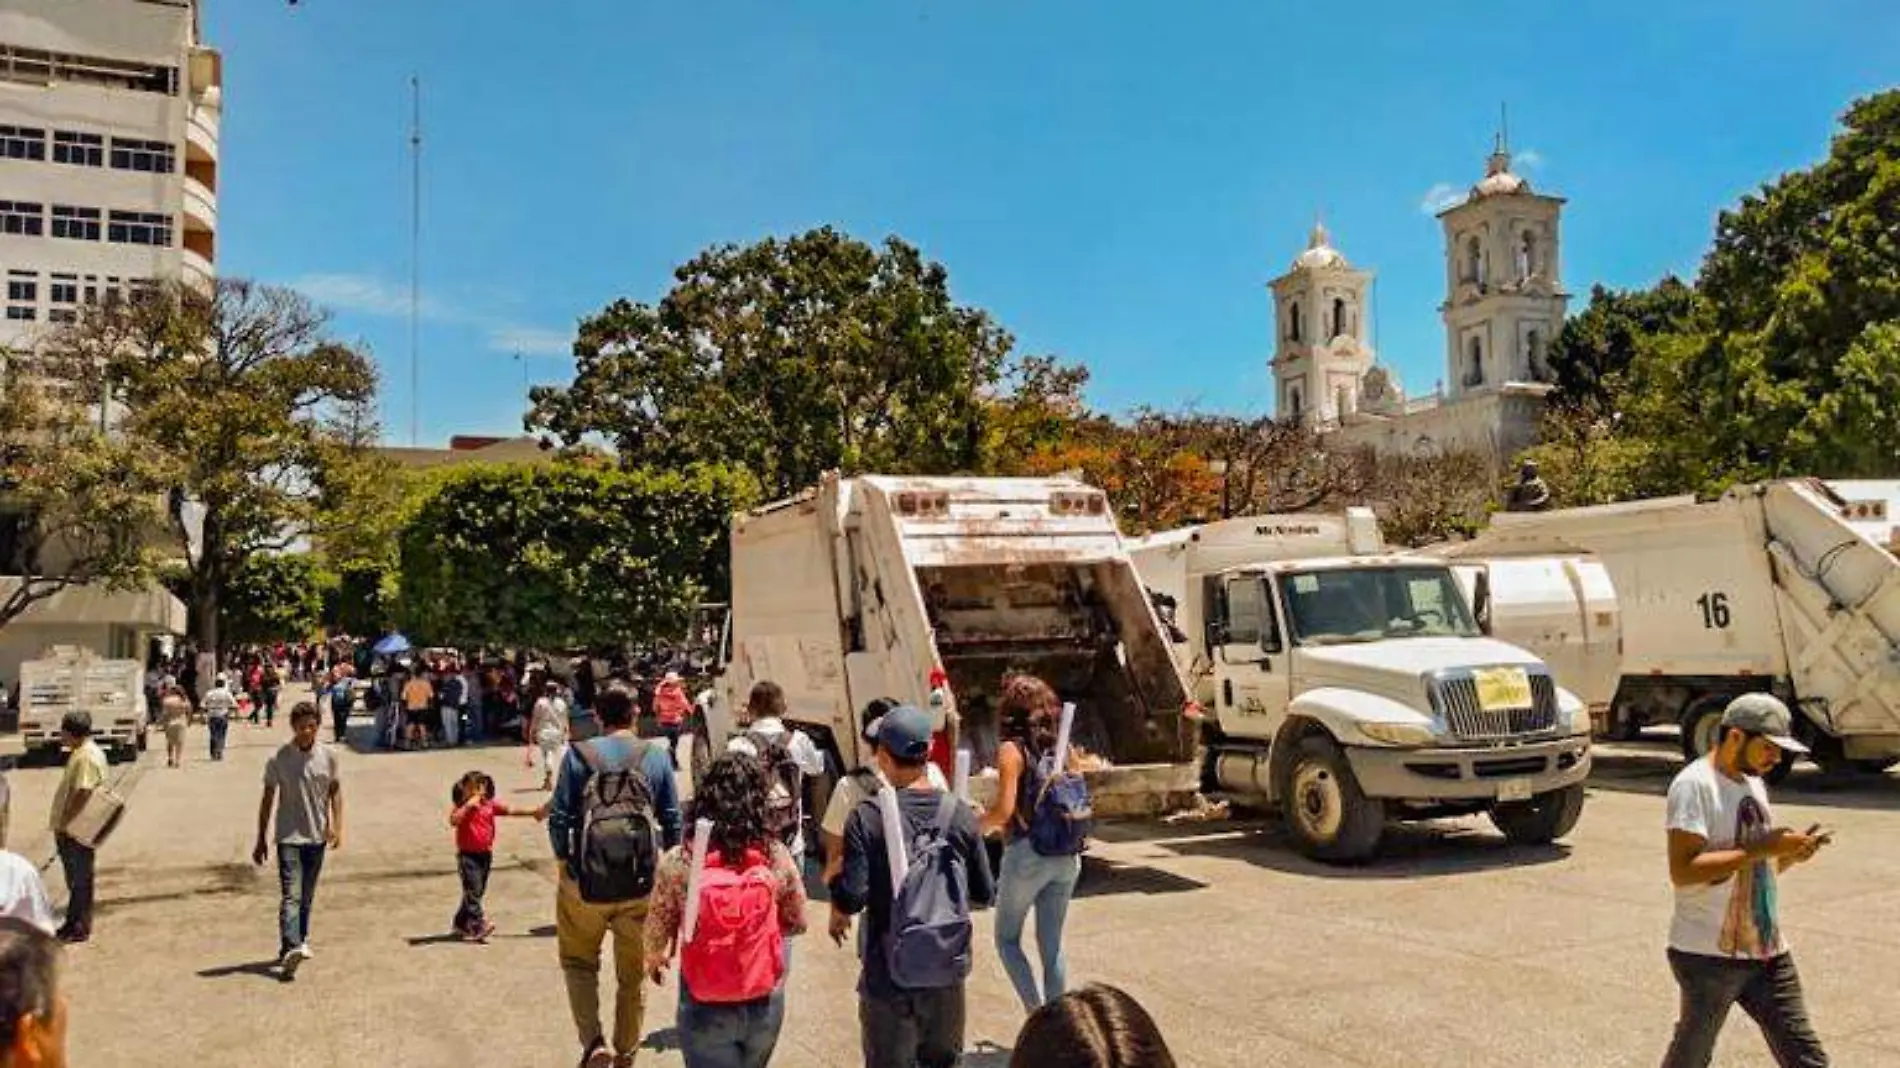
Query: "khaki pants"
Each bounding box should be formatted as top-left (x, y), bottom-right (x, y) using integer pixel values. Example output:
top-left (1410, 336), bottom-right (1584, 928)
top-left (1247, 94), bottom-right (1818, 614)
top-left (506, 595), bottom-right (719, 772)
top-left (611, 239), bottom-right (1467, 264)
top-left (556, 871), bottom-right (649, 1057)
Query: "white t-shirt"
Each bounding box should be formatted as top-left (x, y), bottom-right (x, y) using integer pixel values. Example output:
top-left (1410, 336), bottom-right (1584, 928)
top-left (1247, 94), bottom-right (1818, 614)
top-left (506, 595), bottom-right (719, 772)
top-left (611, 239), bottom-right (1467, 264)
top-left (1665, 756), bottom-right (1787, 960)
top-left (820, 761), bottom-right (950, 838)
top-left (0, 852), bottom-right (54, 934)
top-left (201, 687), bottom-right (237, 720)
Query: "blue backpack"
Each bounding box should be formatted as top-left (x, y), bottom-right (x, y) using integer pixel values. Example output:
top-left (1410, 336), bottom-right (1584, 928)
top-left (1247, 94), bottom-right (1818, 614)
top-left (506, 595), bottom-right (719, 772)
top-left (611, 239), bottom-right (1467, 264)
top-left (1021, 744), bottom-right (1094, 857)
top-left (883, 792), bottom-right (973, 990)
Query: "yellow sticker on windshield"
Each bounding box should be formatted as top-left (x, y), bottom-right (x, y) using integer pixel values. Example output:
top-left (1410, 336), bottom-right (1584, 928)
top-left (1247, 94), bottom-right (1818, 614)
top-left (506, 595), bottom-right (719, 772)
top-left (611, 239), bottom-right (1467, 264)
top-left (1473, 667), bottom-right (1533, 711)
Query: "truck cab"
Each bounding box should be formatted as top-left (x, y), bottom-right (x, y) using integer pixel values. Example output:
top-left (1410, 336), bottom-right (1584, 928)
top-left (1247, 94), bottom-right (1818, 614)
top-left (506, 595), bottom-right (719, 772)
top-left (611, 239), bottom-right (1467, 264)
top-left (1134, 514), bottom-right (1593, 862)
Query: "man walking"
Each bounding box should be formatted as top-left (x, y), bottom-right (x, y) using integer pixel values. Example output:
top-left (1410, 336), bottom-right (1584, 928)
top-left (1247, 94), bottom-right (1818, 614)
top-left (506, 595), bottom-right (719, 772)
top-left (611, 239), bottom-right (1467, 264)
top-left (548, 685), bottom-right (680, 1068)
top-left (252, 702), bottom-right (343, 981)
top-left (830, 705), bottom-right (995, 1068)
top-left (202, 674), bottom-right (237, 761)
top-left (1662, 693), bottom-right (1829, 1067)
top-left (48, 714), bottom-right (107, 945)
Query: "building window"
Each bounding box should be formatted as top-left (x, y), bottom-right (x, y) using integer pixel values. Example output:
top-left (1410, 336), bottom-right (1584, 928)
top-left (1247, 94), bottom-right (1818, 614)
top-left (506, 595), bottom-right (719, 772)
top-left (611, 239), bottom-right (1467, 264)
top-left (50, 205), bottom-right (101, 241)
top-left (110, 137), bottom-right (175, 174)
top-left (1465, 337), bottom-right (1485, 388)
top-left (1463, 235), bottom-right (1483, 284)
top-left (1288, 385), bottom-right (1304, 419)
top-left (0, 125), bottom-right (45, 160)
top-left (6, 270), bottom-right (35, 321)
top-left (51, 130), bottom-right (103, 167)
top-left (0, 45), bottom-right (177, 96)
top-left (1517, 231), bottom-right (1538, 281)
top-left (47, 273), bottom-right (78, 323)
top-left (1288, 302), bottom-right (1303, 343)
top-left (1526, 328), bottom-right (1546, 380)
top-left (107, 210), bottom-right (172, 247)
top-left (1331, 297), bottom-right (1348, 340)
top-left (0, 200), bottom-right (43, 236)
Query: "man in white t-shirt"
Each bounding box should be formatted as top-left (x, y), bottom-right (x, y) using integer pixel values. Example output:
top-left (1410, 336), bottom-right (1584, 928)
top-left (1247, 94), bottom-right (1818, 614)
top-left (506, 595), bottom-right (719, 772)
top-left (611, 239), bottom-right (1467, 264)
top-left (0, 853), bottom-right (54, 934)
top-left (1661, 693), bottom-right (1829, 1068)
top-left (726, 681), bottom-right (827, 866)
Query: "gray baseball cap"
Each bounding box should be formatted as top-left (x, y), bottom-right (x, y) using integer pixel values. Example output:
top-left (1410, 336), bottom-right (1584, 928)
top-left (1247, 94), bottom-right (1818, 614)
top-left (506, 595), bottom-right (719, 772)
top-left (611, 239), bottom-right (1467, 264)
top-left (1720, 693), bottom-right (1809, 753)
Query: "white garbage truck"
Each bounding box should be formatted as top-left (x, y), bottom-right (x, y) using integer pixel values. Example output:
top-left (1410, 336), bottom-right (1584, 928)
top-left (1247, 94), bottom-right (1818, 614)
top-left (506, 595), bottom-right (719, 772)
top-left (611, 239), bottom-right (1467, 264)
top-left (18, 647), bottom-right (147, 761)
top-left (1129, 510), bottom-right (1596, 862)
top-left (1454, 479), bottom-right (1900, 773)
top-left (710, 474), bottom-right (1197, 824)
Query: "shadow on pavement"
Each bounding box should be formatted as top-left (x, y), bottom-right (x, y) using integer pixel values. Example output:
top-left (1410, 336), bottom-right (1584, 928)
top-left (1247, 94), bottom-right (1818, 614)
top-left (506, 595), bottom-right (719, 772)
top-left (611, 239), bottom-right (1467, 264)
top-left (1073, 855), bottom-right (1207, 899)
top-left (196, 959), bottom-right (285, 983)
top-left (638, 1027), bottom-right (680, 1053)
top-left (404, 933), bottom-right (465, 947)
top-left (1150, 819), bottom-right (1571, 880)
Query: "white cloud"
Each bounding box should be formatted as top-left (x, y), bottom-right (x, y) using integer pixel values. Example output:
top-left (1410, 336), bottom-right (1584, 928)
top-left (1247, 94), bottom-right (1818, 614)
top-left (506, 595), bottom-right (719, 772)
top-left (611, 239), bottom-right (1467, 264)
top-left (486, 325), bottom-right (570, 357)
top-left (291, 271), bottom-right (567, 358)
top-left (1514, 148), bottom-right (1545, 170)
top-left (1418, 182), bottom-right (1466, 215)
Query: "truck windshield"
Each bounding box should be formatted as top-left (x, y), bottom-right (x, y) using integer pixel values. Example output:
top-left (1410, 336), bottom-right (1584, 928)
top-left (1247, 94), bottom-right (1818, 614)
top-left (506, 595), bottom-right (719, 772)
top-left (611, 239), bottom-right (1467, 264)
top-left (1278, 566), bottom-right (1480, 645)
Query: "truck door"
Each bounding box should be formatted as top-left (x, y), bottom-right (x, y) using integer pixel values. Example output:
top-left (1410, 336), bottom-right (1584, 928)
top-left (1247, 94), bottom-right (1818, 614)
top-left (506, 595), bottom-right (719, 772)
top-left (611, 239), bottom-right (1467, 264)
top-left (1211, 575), bottom-right (1294, 733)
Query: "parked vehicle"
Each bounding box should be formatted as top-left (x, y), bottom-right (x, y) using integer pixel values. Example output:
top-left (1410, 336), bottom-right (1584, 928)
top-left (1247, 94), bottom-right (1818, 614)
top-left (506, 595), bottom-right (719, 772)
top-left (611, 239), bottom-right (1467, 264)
top-left (710, 474), bottom-right (1197, 824)
top-left (18, 647), bottom-right (147, 761)
top-left (1129, 510), bottom-right (1595, 862)
top-left (1453, 479), bottom-right (1900, 773)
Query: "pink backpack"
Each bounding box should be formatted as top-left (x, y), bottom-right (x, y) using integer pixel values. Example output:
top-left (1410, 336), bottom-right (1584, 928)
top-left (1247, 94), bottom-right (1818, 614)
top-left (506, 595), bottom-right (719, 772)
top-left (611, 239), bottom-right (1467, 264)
top-left (680, 848), bottom-right (784, 1003)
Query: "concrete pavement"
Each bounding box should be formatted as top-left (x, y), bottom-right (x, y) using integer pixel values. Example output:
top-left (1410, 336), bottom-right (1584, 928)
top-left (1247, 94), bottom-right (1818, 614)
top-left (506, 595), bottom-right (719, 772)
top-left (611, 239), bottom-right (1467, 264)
top-left (8, 696), bottom-right (1900, 1066)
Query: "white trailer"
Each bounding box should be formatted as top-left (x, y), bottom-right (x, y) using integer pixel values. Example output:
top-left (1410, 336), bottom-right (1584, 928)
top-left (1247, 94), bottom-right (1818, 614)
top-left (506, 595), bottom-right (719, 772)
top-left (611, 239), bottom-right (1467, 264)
top-left (1130, 511), bottom-right (1596, 862)
top-left (18, 647), bottom-right (147, 761)
top-left (1456, 479), bottom-right (1900, 771)
top-left (712, 474), bottom-right (1196, 820)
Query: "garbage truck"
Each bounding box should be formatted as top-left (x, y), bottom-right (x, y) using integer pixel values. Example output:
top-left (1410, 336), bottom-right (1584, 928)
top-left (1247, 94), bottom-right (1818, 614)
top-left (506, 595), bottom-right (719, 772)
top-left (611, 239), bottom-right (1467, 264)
top-left (710, 474), bottom-right (1198, 827)
top-left (1129, 510), bottom-right (1596, 862)
top-left (1453, 479), bottom-right (1900, 773)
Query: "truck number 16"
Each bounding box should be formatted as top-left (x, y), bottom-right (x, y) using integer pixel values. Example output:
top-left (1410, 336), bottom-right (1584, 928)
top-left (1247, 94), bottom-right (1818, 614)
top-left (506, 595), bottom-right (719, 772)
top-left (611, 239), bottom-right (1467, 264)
top-left (1696, 591), bottom-right (1732, 630)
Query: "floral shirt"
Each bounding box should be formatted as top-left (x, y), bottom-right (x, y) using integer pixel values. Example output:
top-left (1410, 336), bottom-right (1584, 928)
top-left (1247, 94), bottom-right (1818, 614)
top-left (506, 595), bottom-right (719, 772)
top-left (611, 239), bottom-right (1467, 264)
top-left (642, 839), bottom-right (807, 965)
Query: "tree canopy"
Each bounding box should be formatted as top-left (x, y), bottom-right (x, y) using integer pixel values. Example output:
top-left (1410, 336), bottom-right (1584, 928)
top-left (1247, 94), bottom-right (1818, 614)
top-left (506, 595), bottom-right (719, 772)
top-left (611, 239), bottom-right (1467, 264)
top-left (395, 463), bottom-right (756, 650)
top-left (528, 227), bottom-right (1081, 499)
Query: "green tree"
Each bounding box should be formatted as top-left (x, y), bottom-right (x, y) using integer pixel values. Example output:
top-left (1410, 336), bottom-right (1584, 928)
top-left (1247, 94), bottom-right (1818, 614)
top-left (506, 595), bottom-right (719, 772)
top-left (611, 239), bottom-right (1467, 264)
top-left (396, 463), bottom-right (756, 649)
top-left (1545, 277), bottom-right (1697, 407)
top-left (0, 360), bottom-right (169, 629)
top-left (217, 553), bottom-right (329, 645)
top-left (46, 280), bottom-right (379, 660)
top-left (529, 227), bottom-right (1066, 498)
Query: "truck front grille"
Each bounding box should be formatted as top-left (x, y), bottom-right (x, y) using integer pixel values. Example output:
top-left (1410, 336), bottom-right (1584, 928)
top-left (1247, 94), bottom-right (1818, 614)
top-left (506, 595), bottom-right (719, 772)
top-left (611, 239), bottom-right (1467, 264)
top-left (1433, 671), bottom-right (1559, 739)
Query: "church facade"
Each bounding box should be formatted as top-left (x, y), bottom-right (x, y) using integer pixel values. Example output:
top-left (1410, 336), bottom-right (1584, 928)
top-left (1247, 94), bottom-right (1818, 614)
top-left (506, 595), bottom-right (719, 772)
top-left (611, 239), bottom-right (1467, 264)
top-left (1269, 144), bottom-right (1568, 463)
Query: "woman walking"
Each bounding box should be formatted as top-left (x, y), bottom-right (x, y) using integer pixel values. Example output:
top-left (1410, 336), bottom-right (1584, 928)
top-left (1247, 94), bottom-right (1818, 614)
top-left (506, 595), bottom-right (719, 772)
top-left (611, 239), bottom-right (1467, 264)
top-left (644, 752), bottom-right (805, 1068)
top-left (981, 673), bottom-right (1087, 1013)
top-left (528, 680), bottom-right (567, 791)
top-left (159, 683), bottom-right (192, 768)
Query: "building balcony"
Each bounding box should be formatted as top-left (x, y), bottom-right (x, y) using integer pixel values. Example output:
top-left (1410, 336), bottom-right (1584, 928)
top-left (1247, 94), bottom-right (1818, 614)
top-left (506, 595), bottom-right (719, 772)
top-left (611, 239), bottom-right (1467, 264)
top-left (186, 104), bottom-right (219, 163)
top-left (180, 245), bottom-right (214, 294)
top-left (182, 174), bottom-right (216, 232)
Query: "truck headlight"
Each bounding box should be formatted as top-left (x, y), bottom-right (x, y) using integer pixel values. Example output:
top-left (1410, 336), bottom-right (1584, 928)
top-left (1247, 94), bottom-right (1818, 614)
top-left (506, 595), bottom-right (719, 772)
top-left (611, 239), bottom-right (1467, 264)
top-left (1563, 698), bottom-right (1593, 736)
top-left (1359, 721), bottom-right (1436, 747)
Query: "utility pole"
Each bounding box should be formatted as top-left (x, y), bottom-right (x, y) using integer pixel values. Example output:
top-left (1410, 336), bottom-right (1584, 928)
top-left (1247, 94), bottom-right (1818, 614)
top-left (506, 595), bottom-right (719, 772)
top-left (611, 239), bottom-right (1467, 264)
top-left (408, 74), bottom-right (422, 447)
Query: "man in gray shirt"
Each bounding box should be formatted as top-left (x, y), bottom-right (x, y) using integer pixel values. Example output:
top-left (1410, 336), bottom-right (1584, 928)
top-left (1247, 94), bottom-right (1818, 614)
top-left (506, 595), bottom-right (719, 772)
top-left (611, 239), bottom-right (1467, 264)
top-left (252, 702), bottom-right (343, 980)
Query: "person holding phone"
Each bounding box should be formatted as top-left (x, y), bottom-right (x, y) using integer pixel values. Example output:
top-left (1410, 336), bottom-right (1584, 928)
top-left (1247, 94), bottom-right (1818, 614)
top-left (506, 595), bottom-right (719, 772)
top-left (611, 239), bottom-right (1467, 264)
top-left (1661, 693), bottom-right (1829, 1068)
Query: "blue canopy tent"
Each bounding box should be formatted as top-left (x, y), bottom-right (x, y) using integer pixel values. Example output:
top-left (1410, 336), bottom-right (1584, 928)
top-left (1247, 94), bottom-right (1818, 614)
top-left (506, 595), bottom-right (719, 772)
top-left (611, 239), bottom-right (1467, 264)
top-left (372, 632), bottom-right (411, 656)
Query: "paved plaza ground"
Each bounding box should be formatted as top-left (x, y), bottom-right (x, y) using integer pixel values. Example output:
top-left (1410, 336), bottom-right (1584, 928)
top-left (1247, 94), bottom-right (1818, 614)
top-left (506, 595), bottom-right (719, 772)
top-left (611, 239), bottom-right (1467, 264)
top-left (7, 684), bottom-right (1900, 1067)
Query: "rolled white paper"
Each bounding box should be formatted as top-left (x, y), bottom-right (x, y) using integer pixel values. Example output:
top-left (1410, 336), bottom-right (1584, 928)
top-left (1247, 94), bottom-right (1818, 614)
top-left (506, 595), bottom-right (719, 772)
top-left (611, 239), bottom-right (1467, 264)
top-left (877, 784), bottom-right (909, 891)
top-left (1050, 701), bottom-right (1077, 777)
top-left (680, 818), bottom-right (715, 944)
top-left (954, 749), bottom-right (972, 801)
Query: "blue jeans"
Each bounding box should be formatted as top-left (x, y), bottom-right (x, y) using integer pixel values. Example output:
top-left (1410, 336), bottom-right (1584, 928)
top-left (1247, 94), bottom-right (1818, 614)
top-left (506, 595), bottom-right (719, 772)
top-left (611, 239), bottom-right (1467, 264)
top-left (276, 843), bottom-right (326, 955)
top-left (993, 837), bottom-right (1082, 1012)
top-left (55, 833), bottom-right (95, 934)
top-left (207, 717), bottom-right (229, 760)
top-left (677, 984), bottom-right (785, 1068)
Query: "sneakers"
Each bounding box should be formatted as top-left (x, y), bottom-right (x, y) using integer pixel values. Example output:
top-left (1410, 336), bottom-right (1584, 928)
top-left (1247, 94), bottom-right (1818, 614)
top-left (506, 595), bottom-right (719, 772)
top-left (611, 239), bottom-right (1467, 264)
top-left (581, 1040), bottom-right (614, 1068)
top-left (54, 927), bottom-right (88, 945)
top-left (280, 943), bottom-right (313, 979)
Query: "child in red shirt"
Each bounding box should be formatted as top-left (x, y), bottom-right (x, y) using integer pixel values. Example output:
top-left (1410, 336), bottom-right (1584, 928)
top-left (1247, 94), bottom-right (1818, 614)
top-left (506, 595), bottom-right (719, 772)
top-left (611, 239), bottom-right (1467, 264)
top-left (448, 771), bottom-right (542, 941)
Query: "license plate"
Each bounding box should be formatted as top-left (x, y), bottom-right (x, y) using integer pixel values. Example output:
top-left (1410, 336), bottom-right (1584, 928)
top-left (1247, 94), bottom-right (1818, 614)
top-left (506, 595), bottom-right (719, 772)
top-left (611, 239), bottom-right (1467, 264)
top-left (1499, 778), bottom-right (1534, 803)
top-left (1473, 666), bottom-right (1533, 711)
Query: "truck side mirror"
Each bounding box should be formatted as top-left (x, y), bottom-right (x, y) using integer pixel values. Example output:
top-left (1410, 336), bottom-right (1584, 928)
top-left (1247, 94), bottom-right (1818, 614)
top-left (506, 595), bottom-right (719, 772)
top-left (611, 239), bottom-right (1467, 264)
top-left (1204, 619), bottom-right (1229, 651)
top-left (1472, 570), bottom-right (1493, 635)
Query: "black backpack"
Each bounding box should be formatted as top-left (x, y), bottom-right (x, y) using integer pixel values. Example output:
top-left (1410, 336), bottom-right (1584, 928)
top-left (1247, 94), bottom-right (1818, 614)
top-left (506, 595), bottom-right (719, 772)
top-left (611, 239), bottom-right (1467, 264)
top-left (572, 739), bottom-right (662, 904)
top-left (745, 729), bottom-right (803, 847)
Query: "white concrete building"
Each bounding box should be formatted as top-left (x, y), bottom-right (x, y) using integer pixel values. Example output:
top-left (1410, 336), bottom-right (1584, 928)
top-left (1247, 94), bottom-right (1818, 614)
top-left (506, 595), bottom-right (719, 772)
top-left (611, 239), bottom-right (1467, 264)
top-left (1272, 139), bottom-right (1565, 463)
top-left (0, 0), bottom-right (220, 350)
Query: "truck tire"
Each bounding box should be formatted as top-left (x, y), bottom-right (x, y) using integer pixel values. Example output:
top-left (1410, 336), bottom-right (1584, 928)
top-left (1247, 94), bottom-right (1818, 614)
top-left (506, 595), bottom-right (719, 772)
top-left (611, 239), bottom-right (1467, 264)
top-left (1490, 783), bottom-right (1586, 845)
top-left (1679, 695), bottom-right (1730, 763)
top-left (1280, 735), bottom-right (1384, 864)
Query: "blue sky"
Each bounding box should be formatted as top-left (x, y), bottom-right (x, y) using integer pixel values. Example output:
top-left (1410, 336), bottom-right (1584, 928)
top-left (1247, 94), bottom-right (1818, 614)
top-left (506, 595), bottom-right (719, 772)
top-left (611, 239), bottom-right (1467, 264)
top-left (209, 1), bottom-right (1899, 445)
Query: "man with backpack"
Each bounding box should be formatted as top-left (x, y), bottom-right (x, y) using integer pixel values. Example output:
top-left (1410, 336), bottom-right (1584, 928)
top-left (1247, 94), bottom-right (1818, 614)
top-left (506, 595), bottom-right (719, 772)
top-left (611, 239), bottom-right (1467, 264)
top-left (548, 685), bottom-right (681, 1068)
top-left (726, 681), bottom-right (826, 869)
top-left (830, 704), bottom-right (995, 1068)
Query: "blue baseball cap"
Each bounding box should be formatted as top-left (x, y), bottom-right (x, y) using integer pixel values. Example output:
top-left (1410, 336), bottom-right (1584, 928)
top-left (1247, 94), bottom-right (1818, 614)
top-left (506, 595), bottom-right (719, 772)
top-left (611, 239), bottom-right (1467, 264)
top-left (874, 704), bottom-right (933, 761)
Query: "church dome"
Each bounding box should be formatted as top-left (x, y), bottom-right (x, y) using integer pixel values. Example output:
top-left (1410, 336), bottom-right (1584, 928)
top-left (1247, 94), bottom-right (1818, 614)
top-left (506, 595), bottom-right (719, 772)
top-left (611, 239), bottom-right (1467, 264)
top-left (1469, 150), bottom-right (1530, 199)
top-left (1292, 222), bottom-right (1350, 270)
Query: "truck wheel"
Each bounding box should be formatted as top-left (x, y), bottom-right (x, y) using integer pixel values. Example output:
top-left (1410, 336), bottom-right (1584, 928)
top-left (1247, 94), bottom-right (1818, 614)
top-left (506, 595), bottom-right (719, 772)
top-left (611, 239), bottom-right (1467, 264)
top-left (1280, 735), bottom-right (1384, 864)
top-left (1605, 709), bottom-right (1643, 742)
top-left (1679, 696), bottom-right (1729, 762)
top-left (1490, 783), bottom-right (1586, 845)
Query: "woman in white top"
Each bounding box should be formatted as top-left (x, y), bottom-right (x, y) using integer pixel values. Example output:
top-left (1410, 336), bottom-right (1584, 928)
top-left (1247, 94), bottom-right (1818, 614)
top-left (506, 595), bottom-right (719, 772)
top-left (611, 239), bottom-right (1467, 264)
top-left (528, 680), bottom-right (568, 791)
